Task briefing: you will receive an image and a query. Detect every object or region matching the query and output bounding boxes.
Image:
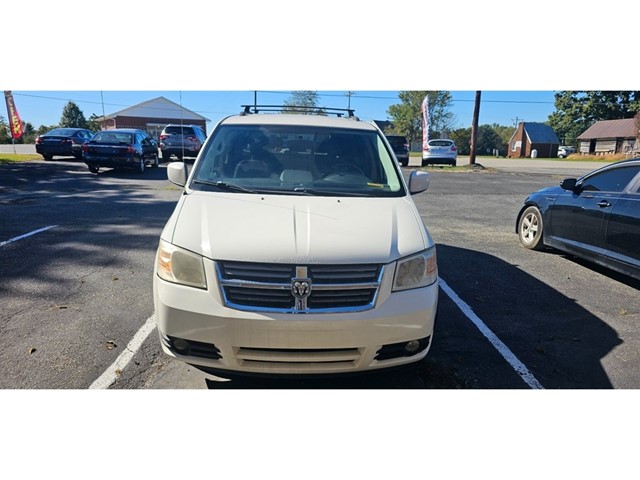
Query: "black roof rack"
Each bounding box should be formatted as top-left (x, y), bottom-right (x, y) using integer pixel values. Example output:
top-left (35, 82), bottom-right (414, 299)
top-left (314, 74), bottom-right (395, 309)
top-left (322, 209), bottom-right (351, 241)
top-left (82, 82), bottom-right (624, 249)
top-left (240, 104), bottom-right (357, 118)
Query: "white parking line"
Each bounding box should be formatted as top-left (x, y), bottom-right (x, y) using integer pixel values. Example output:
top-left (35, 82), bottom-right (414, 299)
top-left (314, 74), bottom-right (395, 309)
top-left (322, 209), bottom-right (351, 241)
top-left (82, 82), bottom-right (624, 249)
top-left (89, 314), bottom-right (157, 389)
top-left (91, 281), bottom-right (542, 390)
top-left (0, 225), bottom-right (59, 247)
top-left (439, 277), bottom-right (544, 389)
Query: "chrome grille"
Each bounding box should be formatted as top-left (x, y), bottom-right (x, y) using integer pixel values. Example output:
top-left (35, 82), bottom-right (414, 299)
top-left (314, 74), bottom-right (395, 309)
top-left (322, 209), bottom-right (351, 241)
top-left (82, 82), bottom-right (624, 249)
top-left (217, 261), bottom-right (383, 313)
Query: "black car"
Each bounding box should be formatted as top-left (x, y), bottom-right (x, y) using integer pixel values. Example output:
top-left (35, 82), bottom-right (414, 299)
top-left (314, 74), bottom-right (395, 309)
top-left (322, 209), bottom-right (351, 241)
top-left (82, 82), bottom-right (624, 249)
top-left (385, 135), bottom-right (410, 166)
top-left (516, 158), bottom-right (640, 280)
top-left (35, 127), bottom-right (95, 161)
top-left (82, 129), bottom-right (159, 174)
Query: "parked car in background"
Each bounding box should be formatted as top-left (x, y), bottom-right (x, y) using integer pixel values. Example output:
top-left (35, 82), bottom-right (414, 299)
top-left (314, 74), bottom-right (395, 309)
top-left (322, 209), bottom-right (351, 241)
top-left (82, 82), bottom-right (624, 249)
top-left (159, 124), bottom-right (207, 161)
top-left (557, 145), bottom-right (576, 158)
top-left (154, 105), bottom-right (438, 378)
top-left (385, 135), bottom-right (410, 166)
top-left (516, 158), bottom-right (640, 280)
top-left (35, 128), bottom-right (95, 161)
top-left (82, 128), bottom-right (159, 174)
top-left (422, 139), bottom-right (458, 166)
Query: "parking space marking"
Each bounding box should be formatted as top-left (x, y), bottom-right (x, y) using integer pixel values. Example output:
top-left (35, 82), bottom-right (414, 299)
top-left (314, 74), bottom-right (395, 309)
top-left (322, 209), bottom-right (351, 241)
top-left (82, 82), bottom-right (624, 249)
top-left (0, 225), bottom-right (59, 247)
top-left (439, 278), bottom-right (544, 389)
top-left (90, 282), bottom-right (544, 389)
top-left (89, 314), bottom-right (156, 389)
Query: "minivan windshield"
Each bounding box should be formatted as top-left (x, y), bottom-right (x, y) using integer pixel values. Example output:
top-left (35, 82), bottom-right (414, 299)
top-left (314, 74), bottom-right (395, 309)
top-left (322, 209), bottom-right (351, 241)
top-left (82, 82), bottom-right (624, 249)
top-left (190, 125), bottom-right (405, 197)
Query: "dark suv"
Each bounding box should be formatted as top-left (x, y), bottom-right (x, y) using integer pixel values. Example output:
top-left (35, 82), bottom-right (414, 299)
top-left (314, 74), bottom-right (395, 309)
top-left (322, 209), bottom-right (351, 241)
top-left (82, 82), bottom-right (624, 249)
top-left (385, 135), bottom-right (410, 166)
top-left (159, 124), bottom-right (207, 161)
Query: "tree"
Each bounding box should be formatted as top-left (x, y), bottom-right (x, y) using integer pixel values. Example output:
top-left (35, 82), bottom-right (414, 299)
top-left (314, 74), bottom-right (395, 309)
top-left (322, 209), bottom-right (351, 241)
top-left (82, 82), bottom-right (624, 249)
top-left (20, 122), bottom-right (36, 144)
top-left (386, 91), bottom-right (455, 145)
top-left (449, 124), bottom-right (510, 156)
top-left (548, 91), bottom-right (640, 146)
top-left (87, 113), bottom-right (102, 132)
top-left (492, 124), bottom-right (516, 149)
top-left (282, 91), bottom-right (325, 115)
top-left (476, 125), bottom-right (505, 156)
top-left (0, 115), bottom-right (10, 144)
top-left (59, 101), bottom-right (89, 128)
top-left (35, 124), bottom-right (58, 136)
top-left (449, 127), bottom-right (471, 155)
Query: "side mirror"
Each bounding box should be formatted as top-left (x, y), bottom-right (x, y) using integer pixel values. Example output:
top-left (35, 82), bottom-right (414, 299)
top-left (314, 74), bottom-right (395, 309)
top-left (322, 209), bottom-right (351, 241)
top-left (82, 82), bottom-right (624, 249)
top-left (167, 161), bottom-right (188, 187)
top-left (408, 170), bottom-right (430, 194)
top-left (560, 178), bottom-right (578, 191)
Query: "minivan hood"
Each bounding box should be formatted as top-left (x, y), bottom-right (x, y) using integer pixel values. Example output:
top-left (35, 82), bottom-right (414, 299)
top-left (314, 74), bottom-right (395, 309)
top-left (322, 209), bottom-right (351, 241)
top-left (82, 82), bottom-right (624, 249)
top-left (167, 192), bottom-right (429, 264)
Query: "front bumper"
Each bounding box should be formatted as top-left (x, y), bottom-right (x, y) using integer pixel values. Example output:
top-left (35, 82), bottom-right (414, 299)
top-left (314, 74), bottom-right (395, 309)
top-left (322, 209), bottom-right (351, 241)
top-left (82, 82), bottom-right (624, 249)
top-left (154, 259), bottom-right (438, 375)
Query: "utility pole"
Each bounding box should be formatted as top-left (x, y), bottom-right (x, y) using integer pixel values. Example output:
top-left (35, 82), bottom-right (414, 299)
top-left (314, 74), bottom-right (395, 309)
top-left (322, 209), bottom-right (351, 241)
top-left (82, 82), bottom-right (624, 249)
top-left (346, 91), bottom-right (355, 109)
top-left (469, 91), bottom-right (481, 165)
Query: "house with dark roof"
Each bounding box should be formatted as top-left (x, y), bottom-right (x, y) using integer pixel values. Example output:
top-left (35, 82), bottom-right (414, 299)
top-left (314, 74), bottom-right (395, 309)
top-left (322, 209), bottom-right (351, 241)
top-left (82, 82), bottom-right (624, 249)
top-left (507, 122), bottom-right (560, 158)
top-left (576, 118), bottom-right (638, 155)
top-left (96, 96), bottom-right (209, 141)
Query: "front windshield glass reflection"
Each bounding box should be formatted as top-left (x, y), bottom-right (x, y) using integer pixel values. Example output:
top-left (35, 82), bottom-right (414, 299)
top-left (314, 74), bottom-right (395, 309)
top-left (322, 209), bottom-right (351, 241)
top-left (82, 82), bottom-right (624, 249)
top-left (190, 125), bottom-right (404, 197)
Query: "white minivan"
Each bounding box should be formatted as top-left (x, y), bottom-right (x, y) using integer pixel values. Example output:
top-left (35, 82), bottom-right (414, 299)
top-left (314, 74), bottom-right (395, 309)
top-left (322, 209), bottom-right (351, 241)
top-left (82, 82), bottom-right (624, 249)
top-left (153, 107), bottom-right (439, 376)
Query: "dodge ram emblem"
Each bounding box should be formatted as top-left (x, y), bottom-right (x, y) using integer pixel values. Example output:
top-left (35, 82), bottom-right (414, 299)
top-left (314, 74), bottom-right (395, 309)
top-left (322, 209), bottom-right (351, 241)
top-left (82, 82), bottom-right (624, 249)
top-left (292, 266), bottom-right (311, 311)
top-left (292, 278), bottom-right (311, 299)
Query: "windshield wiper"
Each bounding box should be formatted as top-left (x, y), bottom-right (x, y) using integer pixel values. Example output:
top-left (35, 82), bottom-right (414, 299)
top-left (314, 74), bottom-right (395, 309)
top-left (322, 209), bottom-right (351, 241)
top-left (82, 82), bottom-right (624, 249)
top-left (192, 180), bottom-right (258, 194)
top-left (291, 187), bottom-right (369, 197)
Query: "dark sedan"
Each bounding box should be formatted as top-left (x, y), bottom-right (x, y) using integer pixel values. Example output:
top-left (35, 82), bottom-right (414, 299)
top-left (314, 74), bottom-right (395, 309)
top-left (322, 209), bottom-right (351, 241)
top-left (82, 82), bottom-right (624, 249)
top-left (82, 128), bottom-right (159, 174)
top-left (35, 127), bottom-right (95, 161)
top-left (516, 158), bottom-right (640, 280)
top-left (385, 135), bottom-right (410, 166)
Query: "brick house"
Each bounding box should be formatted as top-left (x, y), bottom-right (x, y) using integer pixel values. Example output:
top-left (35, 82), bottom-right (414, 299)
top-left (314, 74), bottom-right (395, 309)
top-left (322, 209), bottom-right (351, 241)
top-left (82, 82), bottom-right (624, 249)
top-left (97, 96), bottom-right (209, 141)
top-left (507, 122), bottom-right (560, 158)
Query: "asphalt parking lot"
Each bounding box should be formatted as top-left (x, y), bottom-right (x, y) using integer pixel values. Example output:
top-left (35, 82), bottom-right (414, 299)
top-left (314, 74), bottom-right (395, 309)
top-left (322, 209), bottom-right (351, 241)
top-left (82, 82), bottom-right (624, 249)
top-left (1, 152), bottom-right (638, 389)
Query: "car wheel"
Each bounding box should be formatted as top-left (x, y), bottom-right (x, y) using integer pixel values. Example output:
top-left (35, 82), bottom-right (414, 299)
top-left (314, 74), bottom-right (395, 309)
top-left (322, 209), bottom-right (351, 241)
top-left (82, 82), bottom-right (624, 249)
top-left (450, 159), bottom-right (456, 167)
top-left (43, 155), bottom-right (53, 161)
top-left (518, 206), bottom-right (545, 250)
top-left (88, 164), bottom-right (99, 174)
top-left (151, 153), bottom-right (159, 168)
top-left (137, 157), bottom-right (145, 174)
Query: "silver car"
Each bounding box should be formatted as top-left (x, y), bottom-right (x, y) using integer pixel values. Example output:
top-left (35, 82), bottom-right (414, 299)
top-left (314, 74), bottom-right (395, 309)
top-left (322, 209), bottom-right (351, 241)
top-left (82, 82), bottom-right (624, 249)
top-left (422, 139), bottom-right (458, 166)
top-left (557, 146), bottom-right (576, 158)
top-left (159, 124), bottom-right (207, 161)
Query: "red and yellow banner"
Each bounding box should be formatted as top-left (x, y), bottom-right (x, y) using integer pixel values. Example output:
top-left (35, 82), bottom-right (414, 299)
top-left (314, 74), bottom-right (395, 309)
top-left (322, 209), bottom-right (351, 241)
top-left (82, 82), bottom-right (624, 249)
top-left (4, 91), bottom-right (24, 140)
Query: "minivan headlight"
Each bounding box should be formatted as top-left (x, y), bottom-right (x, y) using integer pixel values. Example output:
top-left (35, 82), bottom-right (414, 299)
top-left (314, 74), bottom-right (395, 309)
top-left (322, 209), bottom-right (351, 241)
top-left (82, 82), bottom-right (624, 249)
top-left (392, 247), bottom-right (438, 291)
top-left (156, 239), bottom-right (207, 289)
